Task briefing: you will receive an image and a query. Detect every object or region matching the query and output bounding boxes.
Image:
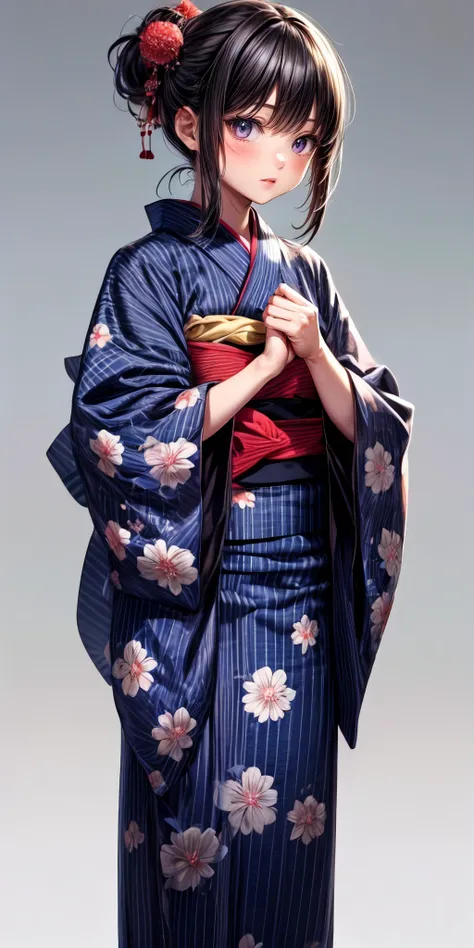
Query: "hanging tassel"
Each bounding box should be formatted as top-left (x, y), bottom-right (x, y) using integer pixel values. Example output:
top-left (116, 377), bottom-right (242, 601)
top-left (137, 94), bottom-right (158, 159)
top-left (146, 124), bottom-right (154, 159)
top-left (139, 127), bottom-right (147, 159)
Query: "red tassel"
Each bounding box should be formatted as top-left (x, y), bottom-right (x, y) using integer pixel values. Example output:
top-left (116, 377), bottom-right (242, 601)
top-left (146, 125), bottom-right (154, 159)
top-left (139, 128), bottom-right (147, 159)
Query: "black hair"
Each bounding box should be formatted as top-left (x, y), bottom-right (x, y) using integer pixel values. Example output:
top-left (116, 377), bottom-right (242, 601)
top-left (107, 1), bottom-right (354, 243)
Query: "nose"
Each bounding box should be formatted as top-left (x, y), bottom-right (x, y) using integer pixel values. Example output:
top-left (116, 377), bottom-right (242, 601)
top-left (275, 152), bottom-right (286, 167)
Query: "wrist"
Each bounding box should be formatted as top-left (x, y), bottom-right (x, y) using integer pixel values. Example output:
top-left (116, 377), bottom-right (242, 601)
top-left (305, 341), bottom-right (327, 368)
top-left (254, 353), bottom-right (279, 382)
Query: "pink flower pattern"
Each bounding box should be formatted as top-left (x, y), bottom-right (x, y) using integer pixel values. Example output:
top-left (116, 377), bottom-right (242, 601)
top-left (378, 527), bottom-right (402, 579)
top-left (215, 765), bottom-right (278, 837)
top-left (148, 770), bottom-right (165, 791)
top-left (112, 639), bottom-right (158, 697)
top-left (137, 539), bottom-right (198, 595)
top-left (124, 820), bottom-right (145, 852)
top-left (89, 323), bottom-right (112, 348)
top-left (89, 429), bottom-right (124, 478)
top-left (151, 707), bottom-right (197, 762)
top-left (291, 615), bottom-right (319, 654)
top-left (142, 436), bottom-right (198, 488)
top-left (370, 590), bottom-right (393, 643)
top-left (287, 795), bottom-right (327, 844)
top-left (160, 826), bottom-right (226, 891)
top-left (174, 387), bottom-right (200, 410)
top-left (242, 666), bottom-right (296, 722)
top-left (104, 520), bottom-right (131, 560)
top-left (364, 440), bottom-right (395, 493)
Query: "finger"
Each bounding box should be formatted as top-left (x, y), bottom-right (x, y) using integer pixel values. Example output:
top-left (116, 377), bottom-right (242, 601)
top-left (275, 282), bottom-right (309, 306)
top-left (266, 305), bottom-right (311, 328)
top-left (268, 294), bottom-right (300, 312)
top-left (265, 315), bottom-right (300, 335)
top-left (266, 303), bottom-right (293, 321)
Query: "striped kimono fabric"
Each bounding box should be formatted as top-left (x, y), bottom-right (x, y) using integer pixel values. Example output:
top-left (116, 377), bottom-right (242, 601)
top-left (117, 470), bottom-right (336, 948)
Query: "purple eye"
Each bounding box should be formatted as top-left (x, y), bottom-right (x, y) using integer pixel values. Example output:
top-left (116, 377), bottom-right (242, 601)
top-left (292, 137), bottom-right (317, 156)
top-left (226, 119), bottom-right (260, 141)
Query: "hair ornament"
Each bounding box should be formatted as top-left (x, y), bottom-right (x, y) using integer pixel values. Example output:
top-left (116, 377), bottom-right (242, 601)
top-left (137, 1), bottom-right (202, 158)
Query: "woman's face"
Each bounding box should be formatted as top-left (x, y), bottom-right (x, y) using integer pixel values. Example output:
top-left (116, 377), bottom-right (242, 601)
top-left (220, 85), bottom-right (318, 205)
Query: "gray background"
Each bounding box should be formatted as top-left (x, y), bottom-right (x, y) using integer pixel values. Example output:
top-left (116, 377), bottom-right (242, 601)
top-left (2, 1), bottom-right (472, 946)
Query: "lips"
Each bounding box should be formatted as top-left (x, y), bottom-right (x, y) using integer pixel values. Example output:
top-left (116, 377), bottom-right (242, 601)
top-left (261, 178), bottom-right (276, 183)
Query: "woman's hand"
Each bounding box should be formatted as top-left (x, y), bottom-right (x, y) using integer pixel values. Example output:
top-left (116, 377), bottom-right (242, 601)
top-left (257, 323), bottom-right (296, 379)
top-left (262, 283), bottom-right (323, 362)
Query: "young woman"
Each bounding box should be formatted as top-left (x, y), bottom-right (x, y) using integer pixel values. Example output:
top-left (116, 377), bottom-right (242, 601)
top-left (47, 2), bottom-right (414, 945)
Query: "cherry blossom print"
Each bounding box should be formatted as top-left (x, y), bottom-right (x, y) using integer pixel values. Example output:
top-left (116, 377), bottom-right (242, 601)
top-left (216, 765), bottom-right (278, 836)
top-left (137, 539), bottom-right (198, 595)
top-left (89, 322), bottom-right (112, 348)
top-left (174, 387), bottom-right (200, 410)
top-left (89, 429), bottom-right (124, 478)
top-left (148, 770), bottom-right (165, 791)
top-left (287, 795), bottom-right (327, 844)
top-left (232, 489), bottom-right (256, 509)
top-left (151, 707), bottom-right (197, 762)
top-left (127, 518), bottom-right (145, 533)
top-left (370, 591), bottom-right (393, 643)
top-left (110, 569), bottom-right (122, 590)
top-left (112, 639), bottom-right (158, 697)
top-left (104, 521), bottom-right (131, 560)
top-left (364, 440), bottom-right (395, 493)
top-left (160, 825), bottom-right (227, 891)
top-left (238, 937), bottom-right (263, 948)
top-left (124, 820), bottom-right (145, 852)
top-left (142, 436), bottom-right (198, 489)
top-left (378, 527), bottom-right (402, 579)
top-left (242, 666), bottom-right (296, 723)
top-left (291, 615), bottom-right (319, 654)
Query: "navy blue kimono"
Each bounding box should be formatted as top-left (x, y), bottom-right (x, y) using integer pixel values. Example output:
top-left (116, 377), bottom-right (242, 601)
top-left (47, 198), bottom-right (414, 947)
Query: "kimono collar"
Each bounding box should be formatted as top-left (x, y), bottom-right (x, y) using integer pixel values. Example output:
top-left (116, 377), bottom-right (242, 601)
top-left (144, 197), bottom-right (291, 320)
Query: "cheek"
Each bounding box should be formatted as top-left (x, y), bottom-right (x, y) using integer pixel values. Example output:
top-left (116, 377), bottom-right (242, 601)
top-left (288, 154), bottom-right (312, 176)
top-left (222, 136), bottom-right (261, 165)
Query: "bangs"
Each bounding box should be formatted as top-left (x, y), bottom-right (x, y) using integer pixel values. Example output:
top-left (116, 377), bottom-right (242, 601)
top-left (223, 24), bottom-right (325, 136)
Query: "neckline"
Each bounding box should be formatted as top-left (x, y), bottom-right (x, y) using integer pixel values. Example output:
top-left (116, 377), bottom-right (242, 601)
top-left (172, 198), bottom-right (255, 255)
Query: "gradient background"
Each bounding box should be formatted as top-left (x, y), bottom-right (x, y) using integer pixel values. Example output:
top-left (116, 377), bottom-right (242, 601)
top-left (2, 1), bottom-right (472, 946)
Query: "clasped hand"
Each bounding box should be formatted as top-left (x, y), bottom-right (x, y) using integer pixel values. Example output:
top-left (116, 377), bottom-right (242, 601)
top-left (262, 283), bottom-right (323, 363)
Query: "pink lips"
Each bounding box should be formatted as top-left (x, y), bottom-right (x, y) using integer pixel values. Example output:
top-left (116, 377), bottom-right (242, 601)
top-left (261, 178), bottom-right (276, 183)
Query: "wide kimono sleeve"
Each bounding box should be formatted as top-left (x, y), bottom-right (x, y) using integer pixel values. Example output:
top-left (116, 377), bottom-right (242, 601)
top-left (47, 243), bottom-right (234, 678)
top-left (46, 243), bottom-right (236, 794)
top-left (313, 252), bottom-right (414, 749)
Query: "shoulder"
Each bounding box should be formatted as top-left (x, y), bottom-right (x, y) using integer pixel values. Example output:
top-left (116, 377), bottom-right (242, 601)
top-left (99, 230), bottom-right (186, 301)
top-left (277, 235), bottom-right (330, 282)
top-left (277, 235), bottom-right (338, 309)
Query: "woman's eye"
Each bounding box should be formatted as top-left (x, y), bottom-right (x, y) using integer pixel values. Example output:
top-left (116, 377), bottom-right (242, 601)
top-left (225, 119), bottom-right (318, 154)
top-left (226, 118), bottom-right (261, 141)
top-left (292, 136), bottom-right (317, 156)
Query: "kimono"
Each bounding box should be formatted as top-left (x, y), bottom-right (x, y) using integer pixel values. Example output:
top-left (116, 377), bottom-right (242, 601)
top-left (46, 198), bottom-right (414, 948)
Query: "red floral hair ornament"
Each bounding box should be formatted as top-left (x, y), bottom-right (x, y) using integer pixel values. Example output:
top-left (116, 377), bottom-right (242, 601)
top-left (137, 1), bottom-right (202, 159)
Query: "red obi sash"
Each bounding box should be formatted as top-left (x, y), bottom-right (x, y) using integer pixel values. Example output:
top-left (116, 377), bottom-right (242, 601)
top-left (187, 340), bottom-right (325, 486)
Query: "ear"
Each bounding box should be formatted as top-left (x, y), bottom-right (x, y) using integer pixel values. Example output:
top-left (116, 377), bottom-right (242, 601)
top-left (174, 105), bottom-right (199, 152)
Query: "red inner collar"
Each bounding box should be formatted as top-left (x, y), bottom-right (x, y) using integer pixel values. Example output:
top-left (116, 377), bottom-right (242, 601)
top-left (176, 199), bottom-right (254, 255)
